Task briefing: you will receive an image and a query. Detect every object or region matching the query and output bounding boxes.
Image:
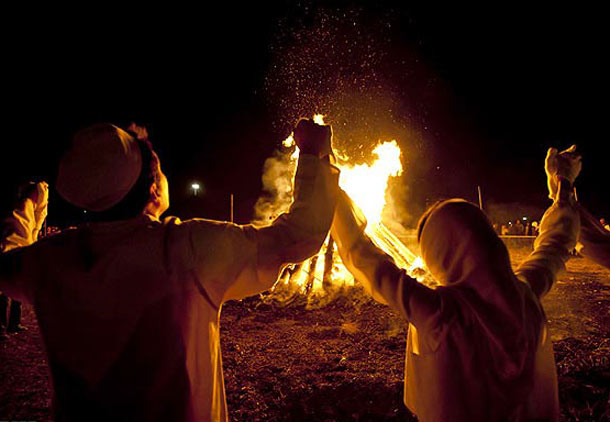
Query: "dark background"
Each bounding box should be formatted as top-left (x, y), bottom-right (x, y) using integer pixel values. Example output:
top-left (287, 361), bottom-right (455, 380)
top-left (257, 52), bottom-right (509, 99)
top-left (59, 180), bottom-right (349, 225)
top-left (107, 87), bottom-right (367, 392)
top-left (1, 2), bottom-right (607, 227)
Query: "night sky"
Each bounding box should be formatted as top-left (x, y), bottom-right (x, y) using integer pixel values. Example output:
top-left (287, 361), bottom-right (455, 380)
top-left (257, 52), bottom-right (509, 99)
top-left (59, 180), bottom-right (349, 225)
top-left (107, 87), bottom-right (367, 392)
top-left (1, 2), bottom-right (607, 227)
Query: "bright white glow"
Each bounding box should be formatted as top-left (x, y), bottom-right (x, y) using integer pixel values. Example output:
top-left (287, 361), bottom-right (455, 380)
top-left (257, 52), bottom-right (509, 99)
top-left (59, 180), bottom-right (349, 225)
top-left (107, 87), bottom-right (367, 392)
top-left (313, 114), bottom-right (326, 125)
top-left (282, 134), bottom-right (295, 148)
top-left (338, 141), bottom-right (402, 224)
top-left (191, 183), bottom-right (201, 195)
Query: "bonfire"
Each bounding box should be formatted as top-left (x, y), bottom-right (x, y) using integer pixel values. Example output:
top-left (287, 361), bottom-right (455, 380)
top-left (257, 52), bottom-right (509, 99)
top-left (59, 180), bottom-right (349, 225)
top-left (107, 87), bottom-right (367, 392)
top-left (255, 115), bottom-right (428, 302)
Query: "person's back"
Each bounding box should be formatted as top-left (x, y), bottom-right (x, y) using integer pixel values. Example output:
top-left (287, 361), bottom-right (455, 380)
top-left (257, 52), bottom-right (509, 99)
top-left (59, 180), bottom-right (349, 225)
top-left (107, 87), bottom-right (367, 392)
top-left (28, 216), bottom-right (209, 420)
top-left (330, 167), bottom-right (580, 420)
top-left (0, 120), bottom-right (339, 421)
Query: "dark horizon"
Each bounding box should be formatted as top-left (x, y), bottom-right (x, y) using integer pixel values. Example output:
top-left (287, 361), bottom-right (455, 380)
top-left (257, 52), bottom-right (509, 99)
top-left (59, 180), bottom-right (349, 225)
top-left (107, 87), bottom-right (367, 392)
top-left (2, 2), bottom-right (607, 227)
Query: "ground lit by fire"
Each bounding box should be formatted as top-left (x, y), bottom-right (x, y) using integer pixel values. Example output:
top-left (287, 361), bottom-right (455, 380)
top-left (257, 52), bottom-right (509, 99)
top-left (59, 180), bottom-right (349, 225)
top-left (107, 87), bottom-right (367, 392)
top-left (1, 247), bottom-right (608, 421)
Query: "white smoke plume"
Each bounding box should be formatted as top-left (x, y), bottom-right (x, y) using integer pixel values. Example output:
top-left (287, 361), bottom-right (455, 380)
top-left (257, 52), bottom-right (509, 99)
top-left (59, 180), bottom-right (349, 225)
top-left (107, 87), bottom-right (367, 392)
top-left (252, 148), bottom-right (298, 226)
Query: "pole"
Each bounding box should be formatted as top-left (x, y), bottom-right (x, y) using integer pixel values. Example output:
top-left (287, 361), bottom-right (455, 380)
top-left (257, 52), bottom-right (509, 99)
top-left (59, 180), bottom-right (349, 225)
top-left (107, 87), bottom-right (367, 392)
top-left (230, 194), bottom-right (234, 223)
top-left (477, 185), bottom-right (483, 210)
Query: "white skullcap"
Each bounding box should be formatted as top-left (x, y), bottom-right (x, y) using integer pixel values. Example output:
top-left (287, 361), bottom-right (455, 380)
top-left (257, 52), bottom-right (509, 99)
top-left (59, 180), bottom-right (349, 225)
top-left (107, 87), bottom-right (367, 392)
top-left (56, 123), bottom-right (143, 212)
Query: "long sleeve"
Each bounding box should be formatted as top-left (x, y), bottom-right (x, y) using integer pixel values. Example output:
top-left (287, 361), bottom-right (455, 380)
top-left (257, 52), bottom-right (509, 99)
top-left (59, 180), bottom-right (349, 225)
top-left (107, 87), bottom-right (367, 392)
top-left (330, 190), bottom-right (440, 327)
top-left (1, 200), bottom-right (41, 252)
top-left (574, 204), bottom-right (610, 269)
top-left (1, 182), bottom-right (48, 252)
top-left (515, 199), bottom-right (580, 298)
top-left (186, 154), bottom-right (339, 305)
top-left (0, 197), bottom-right (46, 302)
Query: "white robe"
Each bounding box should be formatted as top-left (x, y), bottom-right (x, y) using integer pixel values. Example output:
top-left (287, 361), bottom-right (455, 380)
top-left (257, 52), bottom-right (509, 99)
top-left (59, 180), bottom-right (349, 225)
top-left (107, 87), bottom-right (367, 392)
top-left (0, 154), bottom-right (338, 422)
top-left (331, 191), bottom-right (579, 422)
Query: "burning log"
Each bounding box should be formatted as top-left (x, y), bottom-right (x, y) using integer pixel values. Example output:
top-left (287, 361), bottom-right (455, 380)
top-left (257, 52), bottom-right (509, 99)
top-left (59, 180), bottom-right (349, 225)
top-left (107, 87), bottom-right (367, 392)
top-left (322, 236), bottom-right (335, 292)
top-left (304, 255), bottom-right (319, 295)
top-left (287, 263), bottom-right (303, 284)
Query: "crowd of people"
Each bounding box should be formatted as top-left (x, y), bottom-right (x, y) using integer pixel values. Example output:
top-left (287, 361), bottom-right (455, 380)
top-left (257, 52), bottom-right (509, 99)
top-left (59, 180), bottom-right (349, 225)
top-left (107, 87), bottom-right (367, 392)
top-left (495, 219), bottom-right (539, 236)
top-left (0, 121), bottom-right (609, 421)
top-left (497, 217), bottom-right (609, 237)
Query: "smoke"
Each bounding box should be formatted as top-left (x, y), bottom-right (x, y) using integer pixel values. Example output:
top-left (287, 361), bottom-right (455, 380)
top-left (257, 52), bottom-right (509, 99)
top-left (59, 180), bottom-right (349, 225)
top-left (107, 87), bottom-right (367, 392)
top-left (252, 148), bottom-right (298, 226)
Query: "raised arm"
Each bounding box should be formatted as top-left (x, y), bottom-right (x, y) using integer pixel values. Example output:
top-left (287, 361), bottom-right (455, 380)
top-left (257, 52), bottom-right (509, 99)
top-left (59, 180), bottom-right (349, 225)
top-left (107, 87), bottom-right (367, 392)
top-left (231, 153), bottom-right (339, 300)
top-left (1, 182), bottom-right (48, 251)
top-left (515, 147), bottom-right (581, 298)
top-left (185, 119), bottom-right (339, 305)
top-left (0, 182), bottom-right (48, 302)
top-left (330, 189), bottom-right (440, 327)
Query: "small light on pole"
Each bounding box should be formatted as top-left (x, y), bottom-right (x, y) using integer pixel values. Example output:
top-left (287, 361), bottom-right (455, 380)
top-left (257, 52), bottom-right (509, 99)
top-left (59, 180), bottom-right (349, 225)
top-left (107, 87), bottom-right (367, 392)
top-left (191, 182), bottom-right (201, 196)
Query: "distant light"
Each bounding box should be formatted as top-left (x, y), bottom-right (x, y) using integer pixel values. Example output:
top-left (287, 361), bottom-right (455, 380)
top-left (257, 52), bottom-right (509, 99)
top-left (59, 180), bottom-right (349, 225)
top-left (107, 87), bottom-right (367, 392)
top-left (522, 217), bottom-right (527, 221)
top-left (191, 182), bottom-right (201, 196)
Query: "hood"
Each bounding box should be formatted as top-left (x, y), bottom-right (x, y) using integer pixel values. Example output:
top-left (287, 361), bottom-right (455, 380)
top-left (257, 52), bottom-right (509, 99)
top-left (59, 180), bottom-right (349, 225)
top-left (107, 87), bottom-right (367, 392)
top-left (420, 199), bottom-right (514, 288)
top-left (419, 199), bottom-right (543, 400)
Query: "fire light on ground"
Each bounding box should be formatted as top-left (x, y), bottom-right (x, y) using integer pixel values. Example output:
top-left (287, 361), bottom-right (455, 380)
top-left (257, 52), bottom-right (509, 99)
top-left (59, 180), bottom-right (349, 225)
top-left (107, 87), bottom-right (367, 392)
top-left (264, 115), bottom-right (427, 298)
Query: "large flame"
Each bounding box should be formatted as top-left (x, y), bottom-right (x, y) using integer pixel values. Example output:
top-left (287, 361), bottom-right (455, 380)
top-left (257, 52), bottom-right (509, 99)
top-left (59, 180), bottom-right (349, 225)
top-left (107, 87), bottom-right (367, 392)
top-left (271, 115), bottom-right (426, 296)
top-left (339, 141), bottom-right (402, 225)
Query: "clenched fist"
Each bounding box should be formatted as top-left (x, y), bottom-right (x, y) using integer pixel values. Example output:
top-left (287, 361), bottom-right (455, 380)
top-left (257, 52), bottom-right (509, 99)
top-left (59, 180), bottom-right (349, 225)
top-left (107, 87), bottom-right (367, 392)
top-left (545, 145), bottom-right (582, 200)
top-left (293, 118), bottom-right (333, 158)
top-left (127, 122), bottom-right (149, 141)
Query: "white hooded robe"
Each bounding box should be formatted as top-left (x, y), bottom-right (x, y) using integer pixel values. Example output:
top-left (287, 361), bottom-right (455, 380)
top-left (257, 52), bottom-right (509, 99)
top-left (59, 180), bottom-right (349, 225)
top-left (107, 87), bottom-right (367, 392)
top-left (0, 154), bottom-right (338, 422)
top-left (331, 191), bottom-right (579, 422)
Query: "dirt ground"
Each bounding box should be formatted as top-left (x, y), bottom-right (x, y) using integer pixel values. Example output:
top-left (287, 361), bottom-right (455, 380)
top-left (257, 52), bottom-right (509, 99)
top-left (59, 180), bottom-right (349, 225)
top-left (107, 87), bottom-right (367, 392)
top-left (1, 247), bottom-right (609, 421)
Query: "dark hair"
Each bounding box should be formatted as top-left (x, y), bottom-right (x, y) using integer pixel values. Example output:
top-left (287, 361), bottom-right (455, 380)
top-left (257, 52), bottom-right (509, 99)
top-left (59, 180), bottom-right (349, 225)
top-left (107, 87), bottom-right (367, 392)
top-left (89, 139), bottom-right (162, 222)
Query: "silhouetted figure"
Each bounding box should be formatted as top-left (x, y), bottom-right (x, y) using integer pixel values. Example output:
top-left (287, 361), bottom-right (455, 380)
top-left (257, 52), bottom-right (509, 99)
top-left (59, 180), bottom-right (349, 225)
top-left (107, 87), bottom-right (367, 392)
top-left (531, 221), bottom-right (539, 236)
top-left (513, 219), bottom-right (525, 235)
top-left (501, 224), bottom-right (509, 235)
top-left (0, 121), bottom-right (338, 422)
top-left (330, 146), bottom-right (582, 421)
top-left (0, 182), bottom-right (48, 339)
top-left (545, 145), bottom-right (610, 268)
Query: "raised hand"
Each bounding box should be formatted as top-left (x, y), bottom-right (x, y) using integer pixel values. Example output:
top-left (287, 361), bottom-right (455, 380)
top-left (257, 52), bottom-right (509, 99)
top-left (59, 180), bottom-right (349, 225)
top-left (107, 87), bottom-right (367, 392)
top-left (545, 145), bottom-right (582, 200)
top-left (293, 118), bottom-right (333, 158)
top-left (127, 122), bottom-right (149, 141)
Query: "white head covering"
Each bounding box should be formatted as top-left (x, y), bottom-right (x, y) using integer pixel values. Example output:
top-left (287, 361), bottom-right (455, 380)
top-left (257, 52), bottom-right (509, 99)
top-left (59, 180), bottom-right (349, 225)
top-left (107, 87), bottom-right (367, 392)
top-left (56, 123), bottom-right (143, 212)
top-left (419, 199), bottom-right (542, 408)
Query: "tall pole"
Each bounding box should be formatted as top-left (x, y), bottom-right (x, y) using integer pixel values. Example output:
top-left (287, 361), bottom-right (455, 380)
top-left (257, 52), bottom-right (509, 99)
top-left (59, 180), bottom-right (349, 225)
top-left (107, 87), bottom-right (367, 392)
top-left (477, 185), bottom-right (483, 210)
top-left (230, 194), bottom-right (234, 223)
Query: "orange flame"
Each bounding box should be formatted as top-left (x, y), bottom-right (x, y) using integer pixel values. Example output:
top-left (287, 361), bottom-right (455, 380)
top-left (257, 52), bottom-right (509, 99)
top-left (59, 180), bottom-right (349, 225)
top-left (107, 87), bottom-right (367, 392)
top-left (270, 115), bottom-right (427, 295)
